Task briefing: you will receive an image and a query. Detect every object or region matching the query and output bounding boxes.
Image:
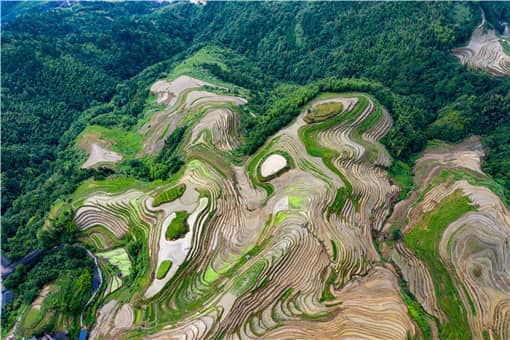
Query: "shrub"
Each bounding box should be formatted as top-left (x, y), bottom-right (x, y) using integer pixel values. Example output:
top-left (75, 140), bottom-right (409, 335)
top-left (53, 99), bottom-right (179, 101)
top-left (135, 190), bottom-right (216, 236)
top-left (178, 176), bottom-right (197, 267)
top-left (156, 260), bottom-right (173, 280)
top-left (166, 211), bottom-right (190, 240)
top-left (153, 184), bottom-right (186, 207)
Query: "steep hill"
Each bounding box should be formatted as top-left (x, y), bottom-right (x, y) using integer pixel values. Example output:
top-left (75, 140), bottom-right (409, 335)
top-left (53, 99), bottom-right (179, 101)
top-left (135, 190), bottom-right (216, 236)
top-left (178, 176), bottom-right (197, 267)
top-left (2, 2), bottom-right (510, 339)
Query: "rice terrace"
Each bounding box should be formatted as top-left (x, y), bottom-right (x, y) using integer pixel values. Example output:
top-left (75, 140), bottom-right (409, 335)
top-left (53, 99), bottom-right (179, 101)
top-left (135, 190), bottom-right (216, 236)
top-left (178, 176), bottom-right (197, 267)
top-left (1, 2), bottom-right (510, 340)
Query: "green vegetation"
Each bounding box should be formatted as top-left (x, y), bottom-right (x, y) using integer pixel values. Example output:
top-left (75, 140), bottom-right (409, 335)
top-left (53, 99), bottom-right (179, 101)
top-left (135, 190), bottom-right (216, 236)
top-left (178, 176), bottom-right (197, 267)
top-left (117, 125), bottom-right (188, 182)
top-left (97, 248), bottom-right (132, 277)
top-left (71, 176), bottom-right (169, 204)
top-left (331, 240), bottom-right (338, 261)
top-left (391, 228), bottom-right (402, 241)
top-left (166, 211), bottom-right (190, 241)
top-left (481, 125), bottom-right (510, 202)
top-left (288, 195), bottom-right (305, 209)
top-left (203, 266), bottom-right (221, 284)
top-left (358, 100), bottom-right (383, 133)
top-left (78, 125), bottom-right (143, 157)
top-left (22, 308), bottom-right (43, 329)
top-left (240, 84), bottom-right (320, 155)
top-left (231, 260), bottom-right (265, 296)
top-left (328, 188), bottom-right (347, 216)
top-left (320, 270), bottom-right (338, 302)
top-left (304, 101), bottom-right (343, 123)
top-left (37, 201), bottom-right (79, 250)
top-left (281, 288), bottom-right (293, 301)
top-left (500, 39), bottom-right (510, 57)
top-left (404, 190), bottom-right (476, 338)
top-left (156, 260), bottom-right (173, 280)
top-left (2, 246), bottom-right (94, 338)
top-left (482, 2), bottom-right (510, 33)
top-left (388, 160), bottom-right (414, 201)
top-left (246, 137), bottom-right (279, 196)
top-left (398, 278), bottom-right (433, 340)
top-left (299, 94), bottom-right (368, 204)
top-left (430, 167), bottom-right (509, 207)
top-left (153, 184), bottom-right (186, 207)
top-left (3, 2), bottom-right (508, 262)
top-left (257, 151), bottom-right (293, 181)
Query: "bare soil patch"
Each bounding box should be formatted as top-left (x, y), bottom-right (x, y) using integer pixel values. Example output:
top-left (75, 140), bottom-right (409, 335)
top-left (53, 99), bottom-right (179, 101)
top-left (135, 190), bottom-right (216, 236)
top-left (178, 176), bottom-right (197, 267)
top-left (150, 75), bottom-right (213, 106)
top-left (31, 285), bottom-right (52, 310)
top-left (260, 154), bottom-right (287, 178)
top-left (81, 143), bottom-right (123, 169)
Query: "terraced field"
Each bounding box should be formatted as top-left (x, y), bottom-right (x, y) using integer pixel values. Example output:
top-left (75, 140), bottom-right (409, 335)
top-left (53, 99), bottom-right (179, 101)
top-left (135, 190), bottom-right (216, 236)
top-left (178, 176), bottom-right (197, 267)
top-left (452, 9), bottom-right (510, 76)
top-left (383, 137), bottom-right (510, 339)
top-left (72, 70), bottom-right (509, 339)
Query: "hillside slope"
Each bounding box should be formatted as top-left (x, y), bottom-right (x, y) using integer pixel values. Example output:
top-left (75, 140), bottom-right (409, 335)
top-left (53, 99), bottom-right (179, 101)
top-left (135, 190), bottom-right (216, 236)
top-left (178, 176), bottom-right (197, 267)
top-left (2, 3), bottom-right (510, 339)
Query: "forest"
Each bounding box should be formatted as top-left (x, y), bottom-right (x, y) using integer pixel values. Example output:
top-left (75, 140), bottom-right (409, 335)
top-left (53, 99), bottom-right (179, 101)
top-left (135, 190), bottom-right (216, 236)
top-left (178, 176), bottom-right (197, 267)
top-left (1, 1), bottom-right (509, 337)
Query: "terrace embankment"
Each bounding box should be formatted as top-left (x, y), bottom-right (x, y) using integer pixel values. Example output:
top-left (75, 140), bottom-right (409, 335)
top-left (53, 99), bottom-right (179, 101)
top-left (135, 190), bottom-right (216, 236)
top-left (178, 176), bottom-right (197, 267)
top-left (75, 76), bottom-right (507, 339)
top-left (384, 136), bottom-right (510, 339)
top-left (452, 9), bottom-right (510, 76)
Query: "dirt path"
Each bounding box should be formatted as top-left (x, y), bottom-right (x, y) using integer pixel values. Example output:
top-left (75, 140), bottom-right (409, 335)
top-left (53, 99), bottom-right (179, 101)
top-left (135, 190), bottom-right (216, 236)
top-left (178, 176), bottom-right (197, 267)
top-left (31, 285), bottom-right (51, 310)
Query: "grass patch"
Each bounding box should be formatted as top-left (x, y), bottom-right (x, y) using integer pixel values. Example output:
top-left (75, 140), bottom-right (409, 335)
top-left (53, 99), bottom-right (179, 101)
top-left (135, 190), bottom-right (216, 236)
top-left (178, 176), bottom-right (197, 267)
top-left (274, 210), bottom-right (294, 226)
top-left (111, 276), bottom-right (122, 292)
top-left (328, 188), bottom-right (347, 216)
top-left (281, 287), bottom-right (293, 301)
top-left (388, 160), bottom-right (414, 201)
top-left (153, 184), bottom-right (186, 206)
top-left (72, 176), bottom-right (163, 204)
top-left (404, 190), bottom-right (475, 338)
top-left (231, 260), bottom-right (265, 296)
top-left (167, 46), bottom-right (249, 98)
top-left (172, 47), bottom-right (228, 80)
top-left (22, 308), bottom-right (43, 329)
top-left (331, 240), bottom-right (338, 261)
top-left (79, 125), bottom-right (143, 157)
top-left (500, 38), bottom-right (510, 57)
top-left (156, 260), bottom-right (173, 280)
top-left (166, 211), bottom-right (190, 241)
top-left (433, 168), bottom-right (509, 208)
top-left (203, 266), bottom-right (221, 284)
top-left (288, 195), bottom-right (305, 209)
top-left (97, 247), bottom-right (132, 277)
top-left (304, 101), bottom-right (343, 123)
top-left (320, 270), bottom-right (337, 302)
top-left (398, 277), bottom-right (433, 340)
